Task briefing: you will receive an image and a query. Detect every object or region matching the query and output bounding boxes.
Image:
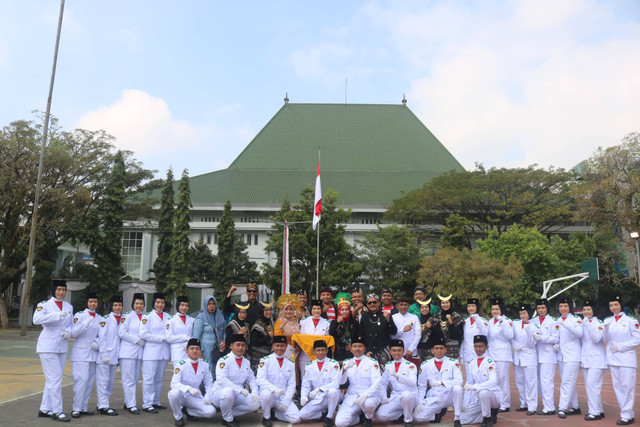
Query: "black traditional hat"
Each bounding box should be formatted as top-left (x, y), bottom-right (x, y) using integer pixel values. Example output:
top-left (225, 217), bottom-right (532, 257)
top-left (228, 334), bottom-right (246, 344)
top-left (132, 292), bottom-right (145, 309)
top-left (351, 336), bottom-right (366, 344)
top-left (86, 292), bottom-right (98, 300)
top-left (583, 299), bottom-right (594, 308)
top-left (389, 339), bottom-right (404, 348)
top-left (432, 335), bottom-right (446, 346)
top-left (110, 295), bottom-right (123, 304)
top-left (51, 279), bottom-right (67, 295)
top-left (381, 288), bottom-right (393, 296)
top-left (467, 298), bottom-right (479, 305)
top-left (152, 293), bottom-right (165, 305)
top-left (535, 298), bottom-right (549, 307)
top-left (176, 295), bottom-right (189, 304)
top-left (518, 303), bottom-right (531, 311)
top-left (609, 295), bottom-right (622, 303)
top-left (310, 299), bottom-right (322, 309)
top-left (313, 339), bottom-right (327, 349)
top-left (490, 297), bottom-right (504, 306)
top-left (473, 335), bottom-right (488, 344)
top-left (187, 338), bottom-right (201, 348)
top-left (273, 335), bottom-right (287, 344)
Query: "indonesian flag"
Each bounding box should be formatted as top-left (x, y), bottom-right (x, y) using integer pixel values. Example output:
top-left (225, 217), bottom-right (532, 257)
top-left (282, 220), bottom-right (289, 295)
top-left (312, 159), bottom-right (322, 230)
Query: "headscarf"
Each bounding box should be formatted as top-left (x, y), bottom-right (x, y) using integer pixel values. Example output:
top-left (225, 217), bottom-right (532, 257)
top-left (197, 296), bottom-right (226, 332)
top-left (419, 303), bottom-right (431, 324)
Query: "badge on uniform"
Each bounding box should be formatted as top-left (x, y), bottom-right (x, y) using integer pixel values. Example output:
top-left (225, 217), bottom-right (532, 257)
top-left (37, 306), bottom-right (43, 311)
top-left (489, 366), bottom-right (494, 371)
top-left (142, 319), bottom-right (147, 324)
top-left (175, 368), bottom-right (180, 374)
top-left (74, 318), bottom-right (79, 324)
top-left (100, 321), bottom-right (106, 327)
top-left (166, 324), bottom-right (170, 330)
top-left (121, 318), bottom-right (125, 323)
top-left (409, 365), bottom-right (415, 369)
top-left (219, 363), bottom-right (225, 369)
top-left (334, 365), bottom-right (339, 370)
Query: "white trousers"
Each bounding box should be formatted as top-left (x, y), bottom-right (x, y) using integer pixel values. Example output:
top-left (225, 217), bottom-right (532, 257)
top-left (96, 363), bottom-right (116, 409)
top-left (120, 358), bottom-right (142, 409)
top-left (558, 361), bottom-right (580, 411)
top-left (460, 390), bottom-right (499, 423)
top-left (376, 391), bottom-right (419, 423)
top-left (297, 351), bottom-right (311, 378)
top-left (168, 389), bottom-right (216, 420)
top-left (142, 359), bottom-right (169, 409)
top-left (211, 388), bottom-right (260, 422)
top-left (299, 388), bottom-right (341, 420)
top-left (611, 366), bottom-right (636, 420)
top-left (414, 386), bottom-right (463, 422)
top-left (71, 361), bottom-right (96, 412)
top-left (335, 394), bottom-right (382, 427)
top-left (514, 364), bottom-right (538, 411)
top-left (582, 367), bottom-right (604, 416)
top-left (537, 363), bottom-right (556, 412)
top-left (495, 361), bottom-right (511, 409)
top-left (259, 390), bottom-right (301, 423)
top-left (40, 353), bottom-right (67, 414)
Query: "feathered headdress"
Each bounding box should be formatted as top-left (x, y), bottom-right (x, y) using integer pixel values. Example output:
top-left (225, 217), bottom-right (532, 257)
top-left (276, 293), bottom-right (301, 313)
top-left (334, 292), bottom-right (351, 309)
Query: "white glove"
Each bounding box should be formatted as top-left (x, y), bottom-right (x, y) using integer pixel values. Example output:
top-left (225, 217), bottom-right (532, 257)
top-left (558, 321), bottom-right (565, 328)
top-left (250, 392), bottom-right (260, 404)
top-left (353, 394), bottom-right (367, 407)
top-left (61, 332), bottom-right (71, 340)
top-left (101, 356), bottom-right (111, 364)
top-left (513, 344), bottom-right (522, 351)
top-left (240, 389), bottom-right (249, 397)
top-left (343, 359), bottom-right (356, 370)
top-left (533, 334), bottom-right (542, 341)
top-left (553, 344), bottom-right (560, 352)
top-left (390, 369), bottom-right (400, 377)
top-left (60, 311), bottom-right (68, 319)
top-left (136, 338), bottom-right (145, 347)
top-left (204, 397), bottom-right (211, 405)
top-left (188, 387), bottom-right (200, 397)
top-left (84, 315), bottom-right (95, 324)
top-left (91, 342), bottom-right (100, 351)
top-left (464, 384), bottom-right (476, 391)
top-left (309, 388), bottom-right (320, 399)
top-left (381, 396), bottom-right (390, 404)
top-left (610, 343), bottom-right (619, 353)
top-left (274, 388), bottom-right (285, 396)
top-left (471, 313), bottom-right (479, 319)
top-left (415, 403), bottom-right (424, 415)
top-left (300, 396), bottom-right (309, 407)
top-left (277, 404), bottom-right (288, 412)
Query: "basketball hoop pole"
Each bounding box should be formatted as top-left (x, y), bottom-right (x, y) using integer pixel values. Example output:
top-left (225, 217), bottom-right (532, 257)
top-left (541, 273), bottom-right (590, 300)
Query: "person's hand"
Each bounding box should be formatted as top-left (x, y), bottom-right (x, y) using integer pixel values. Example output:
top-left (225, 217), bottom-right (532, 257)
top-left (345, 343), bottom-right (351, 353)
top-left (228, 285), bottom-right (237, 297)
top-left (91, 342), bottom-right (99, 351)
top-left (513, 344), bottom-right (522, 351)
top-left (220, 341), bottom-right (226, 352)
top-left (426, 321), bottom-right (432, 329)
top-left (61, 332), bottom-right (71, 340)
top-left (353, 394), bottom-right (367, 407)
top-left (404, 350), bottom-right (413, 359)
top-left (381, 396), bottom-right (390, 404)
top-left (366, 351), bottom-right (373, 357)
top-left (204, 397), bottom-right (211, 405)
top-left (383, 311), bottom-right (390, 321)
top-left (268, 330), bottom-right (274, 338)
top-left (558, 321), bottom-right (565, 328)
top-left (471, 313), bottom-right (479, 320)
top-left (337, 315), bottom-right (344, 323)
top-left (251, 392), bottom-right (260, 404)
top-left (274, 388), bottom-right (284, 397)
top-left (188, 387), bottom-right (200, 397)
top-left (553, 344), bottom-right (560, 352)
top-left (300, 396), bottom-right (309, 407)
top-left (84, 315), bottom-right (94, 324)
top-left (240, 389), bottom-right (249, 397)
top-left (343, 359), bottom-right (356, 370)
top-left (446, 314), bottom-right (453, 324)
top-left (533, 334), bottom-right (542, 341)
top-left (239, 326), bottom-right (247, 335)
top-left (390, 369), bottom-right (399, 378)
top-left (60, 311), bottom-right (68, 319)
top-left (137, 338), bottom-right (145, 347)
top-left (102, 356), bottom-right (111, 364)
top-left (403, 324), bottom-right (412, 333)
top-left (610, 343), bottom-right (619, 353)
top-left (464, 384), bottom-right (476, 391)
top-left (309, 388), bottom-right (320, 399)
top-left (277, 404), bottom-right (288, 412)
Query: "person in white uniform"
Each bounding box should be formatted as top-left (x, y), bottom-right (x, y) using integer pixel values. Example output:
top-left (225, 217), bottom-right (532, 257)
top-left (460, 335), bottom-right (501, 427)
top-left (34, 279), bottom-right (73, 422)
top-left (95, 295), bottom-right (123, 416)
top-left (298, 299), bottom-right (331, 378)
top-left (390, 297), bottom-right (421, 365)
top-left (167, 296), bottom-right (195, 368)
top-left (210, 334), bottom-right (260, 427)
top-left (140, 292), bottom-right (171, 413)
top-left (414, 335), bottom-right (463, 427)
top-left (376, 339), bottom-right (419, 427)
top-left (532, 297), bottom-right (559, 415)
top-left (486, 297), bottom-right (514, 412)
top-left (118, 292), bottom-right (145, 414)
top-left (511, 303), bottom-right (538, 415)
top-left (69, 291), bottom-right (101, 418)
top-left (168, 338), bottom-right (216, 426)
top-left (299, 339), bottom-right (342, 427)
top-left (604, 294), bottom-right (640, 426)
top-left (335, 336), bottom-right (382, 427)
top-left (556, 296), bottom-right (583, 418)
top-left (461, 298), bottom-right (489, 368)
top-left (580, 298), bottom-right (607, 421)
top-left (256, 335), bottom-right (300, 426)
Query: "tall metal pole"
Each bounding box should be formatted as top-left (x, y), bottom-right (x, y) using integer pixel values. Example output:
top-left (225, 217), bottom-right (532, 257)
top-left (20, 0), bottom-right (66, 335)
top-left (635, 239), bottom-right (640, 283)
top-left (316, 149), bottom-right (320, 299)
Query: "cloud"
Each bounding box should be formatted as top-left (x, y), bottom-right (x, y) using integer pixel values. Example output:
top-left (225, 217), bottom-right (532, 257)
top-left (289, 43), bottom-right (354, 83)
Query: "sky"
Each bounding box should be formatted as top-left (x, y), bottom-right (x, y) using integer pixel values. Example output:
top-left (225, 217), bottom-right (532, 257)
top-left (1, 0), bottom-right (639, 179)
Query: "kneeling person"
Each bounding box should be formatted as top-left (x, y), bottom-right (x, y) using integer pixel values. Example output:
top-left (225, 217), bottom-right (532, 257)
top-left (460, 335), bottom-right (500, 427)
top-left (335, 336), bottom-right (382, 427)
top-left (210, 334), bottom-right (260, 427)
top-left (375, 340), bottom-right (419, 427)
top-left (256, 335), bottom-right (300, 426)
top-left (168, 338), bottom-right (216, 426)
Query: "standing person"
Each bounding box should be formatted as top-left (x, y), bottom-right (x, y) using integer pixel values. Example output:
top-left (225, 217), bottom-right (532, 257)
top-left (256, 335), bottom-right (301, 426)
top-left (426, 294), bottom-right (464, 358)
top-left (34, 279), bottom-right (73, 422)
top-left (580, 298), bottom-right (607, 421)
top-left (460, 298), bottom-right (489, 367)
top-left (604, 295), bottom-right (640, 425)
top-left (210, 334), bottom-right (261, 427)
top-left (511, 303), bottom-right (537, 415)
top-left (299, 340), bottom-right (342, 427)
top-left (168, 338), bottom-right (216, 426)
top-left (350, 289), bottom-right (365, 319)
top-left (223, 284), bottom-right (262, 327)
top-left (358, 293), bottom-right (398, 367)
top-left (118, 292), bottom-right (145, 415)
top-left (295, 290), bottom-right (310, 320)
top-left (298, 300), bottom-right (331, 377)
top-left (69, 291), bottom-right (101, 418)
top-left (140, 292), bottom-right (170, 413)
top-left (556, 296), bottom-right (583, 418)
top-left (460, 335), bottom-right (501, 427)
top-left (250, 303), bottom-right (275, 372)
top-left (167, 296), bottom-right (195, 368)
top-left (486, 297), bottom-right (514, 413)
top-left (381, 288), bottom-right (398, 315)
top-left (329, 294), bottom-right (359, 362)
top-left (193, 295), bottom-right (227, 380)
top-left (391, 296), bottom-right (420, 365)
top-left (320, 288), bottom-right (338, 321)
top-left (95, 295), bottom-right (123, 416)
top-left (532, 298), bottom-right (559, 416)
top-left (335, 337), bottom-right (382, 427)
top-left (274, 294), bottom-right (301, 358)
top-left (226, 303), bottom-right (250, 349)
top-left (417, 300), bottom-right (434, 363)
top-left (409, 287), bottom-right (439, 318)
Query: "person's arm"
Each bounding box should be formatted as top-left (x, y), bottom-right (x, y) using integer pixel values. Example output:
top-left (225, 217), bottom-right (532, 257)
top-left (166, 318), bottom-right (189, 344)
top-left (541, 320), bottom-right (559, 344)
top-left (444, 359), bottom-right (463, 387)
top-left (617, 316), bottom-right (640, 352)
top-left (474, 362), bottom-right (498, 391)
top-left (387, 314), bottom-right (398, 336)
top-left (281, 361), bottom-right (296, 407)
top-left (250, 327), bottom-right (271, 348)
top-left (501, 317), bottom-right (515, 341)
top-left (119, 314), bottom-right (140, 344)
top-left (140, 315), bottom-right (164, 343)
top-left (585, 320), bottom-right (604, 344)
top-left (256, 359), bottom-right (277, 392)
top-left (193, 318), bottom-right (204, 341)
top-left (566, 316), bottom-right (584, 338)
top-left (363, 359), bottom-right (382, 397)
top-left (170, 362), bottom-right (191, 393)
top-left (408, 314), bottom-right (421, 354)
top-left (417, 361), bottom-right (428, 398)
top-left (215, 358), bottom-right (243, 393)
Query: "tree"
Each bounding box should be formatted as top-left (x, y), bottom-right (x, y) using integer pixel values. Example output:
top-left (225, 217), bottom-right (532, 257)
top-left (440, 213), bottom-right (472, 249)
top-left (152, 168), bottom-right (175, 292)
top-left (166, 169), bottom-right (191, 299)
top-left (356, 224), bottom-right (424, 296)
top-left (188, 240), bottom-right (216, 283)
top-left (262, 188), bottom-right (361, 297)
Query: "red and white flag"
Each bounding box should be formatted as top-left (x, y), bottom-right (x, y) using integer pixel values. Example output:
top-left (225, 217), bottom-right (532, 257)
top-left (313, 158), bottom-right (322, 230)
top-left (282, 220), bottom-right (289, 295)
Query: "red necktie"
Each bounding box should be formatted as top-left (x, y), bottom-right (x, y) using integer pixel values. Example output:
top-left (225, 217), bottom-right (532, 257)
top-left (115, 315), bottom-right (121, 325)
top-left (192, 362), bottom-right (198, 373)
top-left (317, 362), bottom-right (324, 371)
top-left (312, 318), bottom-right (319, 328)
top-left (55, 301), bottom-right (63, 311)
top-left (477, 357), bottom-right (484, 367)
top-left (494, 318), bottom-right (499, 324)
top-left (539, 317), bottom-right (545, 324)
top-left (522, 321), bottom-right (528, 329)
top-left (137, 313), bottom-right (142, 320)
top-left (277, 358), bottom-right (283, 368)
top-left (470, 317), bottom-right (475, 325)
top-left (355, 360), bottom-right (361, 367)
top-left (562, 316), bottom-right (567, 321)
top-left (615, 315), bottom-right (622, 322)
top-left (236, 358), bottom-right (243, 368)
top-left (395, 361), bottom-right (401, 372)
top-left (435, 360), bottom-right (443, 371)
top-left (157, 312), bottom-right (163, 321)
top-left (180, 315), bottom-right (186, 324)
top-left (89, 312), bottom-right (96, 318)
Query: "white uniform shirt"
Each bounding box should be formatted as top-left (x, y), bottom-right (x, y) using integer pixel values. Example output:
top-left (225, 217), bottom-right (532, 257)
top-left (418, 357), bottom-right (462, 402)
top-left (256, 353), bottom-right (296, 406)
top-left (511, 320), bottom-right (537, 367)
top-left (556, 314), bottom-right (583, 363)
top-left (98, 312), bottom-right (121, 365)
top-left (380, 359), bottom-right (419, 399)
top-left (301, 358), bottom-right (341, 403)
top-left (70, 309), bottom-right (101, 362)
top-left (340, 356), bottom-right (382, 398)
top-left (172, 358), bottom-right (214, 395)
top-left (461, 315), bottom-right (489, 363)
top-left (211, 353), bottom-right (258, 394)
top-left (118, 310), bottom-right (144, 359)
top-left (604, 312), bottom-right (640, 368)
top-left (167, 314), bottom-right (195, 362)
top-left (33, 298), bottom-right (73, 354)
top-left (463, 354), bottom-right (500, 407)
top-left (391, 312), bottom-right (421, 356)
top-left (580, 316), bottom-right (607, 370)
top-left (532, 314), bottom-right (559, 364)
top-left (299, 316), bottom-right (331, 335)
top-left (140, 310), bottom-right (170, 361)
top-left (487, 316), bottom-right (514, 362)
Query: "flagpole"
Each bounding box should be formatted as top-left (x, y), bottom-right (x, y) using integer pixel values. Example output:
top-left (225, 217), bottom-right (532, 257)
top-left (316, 148), bottom-right (320, 299)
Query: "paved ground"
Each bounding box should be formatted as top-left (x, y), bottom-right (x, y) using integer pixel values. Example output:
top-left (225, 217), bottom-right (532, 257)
top-left (0, 328), bottom-right (639, 426)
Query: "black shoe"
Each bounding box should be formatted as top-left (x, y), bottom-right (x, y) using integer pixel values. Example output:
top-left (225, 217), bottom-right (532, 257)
top-left (143, 407), bottom-right (158, 414)
top-left (324, 418), bottom-right (334, 427)
top-left (363, 418), bottom-right (372, 427)
top-left (182, 407), bottom-right (196, 421)
top-left (601, 413), bottom-right (606, 418)
top-left (71, 412), bottom-right (81, 419)
top-left (430, 408), bottom-right (447, 423)
top-left (538, 410), bottom-right (556, 415)
top-left (515, 407), bottom-right (528, 412)
top-left (38, 411), bottom-right (51, 418)
top-left (617, 419), bottom-right (635, 426)
top-left (80, 410), bottom-right (94, 416)
top-left (499, 407), bottom-right (510, 413)
top-left (98, 408), bottom-right (118, 416)
top-left (175, 417), bottom-right (185, 427)
top-left (585, 414), bottom-right (602, 421)
top-left (491, 408), bottom-right (499, 424)
top-left (262, 417), bottom-right (273, 427)
top-left (393, 415), bottom-right (405, 424)
top-left (559, 410), bottom-right (567, 419)
top-left (153, 403), bottom-right (167, 409)
top-left (480, 416), bottom-right (493, 427)
top-left (454, 421), bottom-right (462, 427)
top-left (129, 407), bottom-right (140, 415)
top-left (222, 419), bottom-right (240, 427)
top-left (52, 413), bottom-right (71, 422)
top-left (527, 411), bottom-right (536, 416)
top-left (567, 408), bottom-right (582, 416)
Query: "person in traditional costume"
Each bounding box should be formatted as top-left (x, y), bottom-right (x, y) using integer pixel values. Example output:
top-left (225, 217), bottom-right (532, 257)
top-left (274, 293), bottom-right (301, 359)
top-left (225, 302), bottom-right (250, 349)
top-left (329, 293), bottom-right (359, 362)
top-left (249, 302), bottom-right (275, 373)
top-left (358, 293), bottom-right (397, 367)
top-left (417, 298), bottom-right (434, 363)
top-left (295, 289), bottom-right (310, 320)
top-left (425, 294), bottom-right (464, 358)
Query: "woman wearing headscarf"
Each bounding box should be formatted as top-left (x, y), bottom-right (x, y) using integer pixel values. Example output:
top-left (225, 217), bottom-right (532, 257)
top-left (274, 294), bottom-right (301, 359)
top-left (357, 293), bottom-right (397, 367)
top-left (417, 298), bottom-right (434, 363)
top-left (225, 303), bottom-right (250, 349)
top-left (249, 302), bottom-right (275, 372)
top-left (193, 295), bottom-right (227, 380)
top-left (329, 293), bottom-right (359, 362)
top-left (425, 294), bottom-right (463, 358)
top-left (409, 287), bottom-right (439, 318)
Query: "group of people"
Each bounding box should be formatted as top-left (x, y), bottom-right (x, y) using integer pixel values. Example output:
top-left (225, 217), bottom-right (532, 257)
top-left (34, 280), bottom-right (640, 427)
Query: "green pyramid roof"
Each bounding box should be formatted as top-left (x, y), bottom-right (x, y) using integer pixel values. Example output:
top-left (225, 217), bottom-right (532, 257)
top-left (188, 103), bottom-right (464, 209)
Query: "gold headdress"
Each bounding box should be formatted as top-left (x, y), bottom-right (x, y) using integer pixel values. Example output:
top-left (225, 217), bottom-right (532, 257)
top-left (438, 294), bottom-right (452, 302)
top-left (260, 301), bottom-right (275, 308)
top-left (334, 292), bottom-right (351, 309)
top-left (417, 297), bottom-right (432, 306)
top-left (235, 302), bottom-right (250, 310)
top-left (276, 293), bottom-right (301, 313)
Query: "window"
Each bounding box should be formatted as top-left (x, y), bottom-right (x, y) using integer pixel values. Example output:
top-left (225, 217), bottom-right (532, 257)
top-left (246, 234), bottom-right (252, 245)
top-left (121, 232), bottom-right (143, 279)
top-left (254, 234), bottom-right (258, 245)
top-left (206, 233), bottom-right (212, 244)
